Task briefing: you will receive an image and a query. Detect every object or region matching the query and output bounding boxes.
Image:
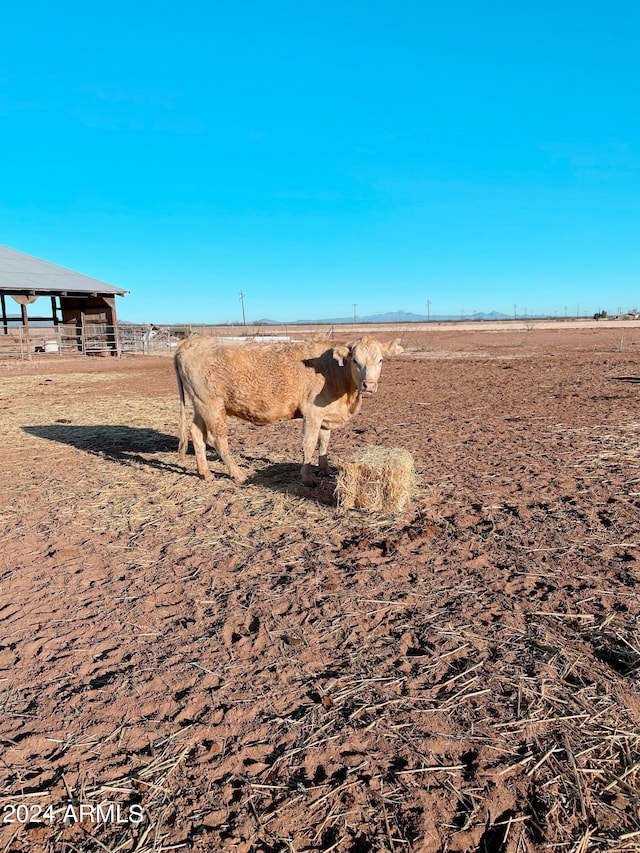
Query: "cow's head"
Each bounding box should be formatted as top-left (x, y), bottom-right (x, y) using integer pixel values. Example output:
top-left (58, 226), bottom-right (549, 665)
top-left (333, 337), bottom-right (403, 394)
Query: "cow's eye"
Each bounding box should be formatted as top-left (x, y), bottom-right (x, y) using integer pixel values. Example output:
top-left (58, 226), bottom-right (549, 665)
top-left (353, 358), bottom-right (361, 369)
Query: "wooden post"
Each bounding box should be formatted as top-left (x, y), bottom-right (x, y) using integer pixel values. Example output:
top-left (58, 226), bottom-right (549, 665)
top-left (1, 294), bottom-right (7, 335)
top-left (21, 303), bottom-right (31, 360)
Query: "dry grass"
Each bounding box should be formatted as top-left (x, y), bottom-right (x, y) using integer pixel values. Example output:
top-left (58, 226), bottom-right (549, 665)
top-left (336, 446), bottom-right (417, 513)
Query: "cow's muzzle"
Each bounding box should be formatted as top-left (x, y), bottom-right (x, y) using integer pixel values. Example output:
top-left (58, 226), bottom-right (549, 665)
top-left (361, 381), bottom-right (378, 394)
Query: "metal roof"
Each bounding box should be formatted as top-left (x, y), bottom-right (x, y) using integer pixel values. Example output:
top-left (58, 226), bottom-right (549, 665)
top-left (0, 246), bottom-right (128, 296)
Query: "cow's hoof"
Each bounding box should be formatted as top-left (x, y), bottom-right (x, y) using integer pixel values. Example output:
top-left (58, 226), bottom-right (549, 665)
top-left (300, 479), bottom-right (318, 489)
top-left (318, 468), bottom-right (336, 479)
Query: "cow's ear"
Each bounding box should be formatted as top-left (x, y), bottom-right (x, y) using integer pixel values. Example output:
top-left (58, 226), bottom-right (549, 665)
top-left (333, 345), bottom-right (350, 364)
top-left (382, 338), bottom-right (403, 355)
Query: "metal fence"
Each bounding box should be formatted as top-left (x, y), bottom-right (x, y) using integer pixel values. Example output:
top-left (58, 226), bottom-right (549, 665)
top-left (0, 323), bottom-right (120, 359)
top-left (0, 323), bottom-right (319, 359)
top-left (0, 322), bottom-right (350, 359)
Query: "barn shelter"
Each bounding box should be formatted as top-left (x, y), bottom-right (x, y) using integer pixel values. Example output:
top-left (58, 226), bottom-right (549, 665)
top-left (0, 246), bottom-right (128, 357)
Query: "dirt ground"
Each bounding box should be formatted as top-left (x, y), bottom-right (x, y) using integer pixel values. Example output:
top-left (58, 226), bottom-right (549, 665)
top-left (1, 324), bottom-right (640, 852)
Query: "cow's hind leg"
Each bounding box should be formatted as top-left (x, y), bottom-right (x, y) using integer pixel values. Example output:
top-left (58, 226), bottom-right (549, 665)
top-left (190, 412), bottom-right (212, 481)
top-left (202, 399), bottom-right (247, 484)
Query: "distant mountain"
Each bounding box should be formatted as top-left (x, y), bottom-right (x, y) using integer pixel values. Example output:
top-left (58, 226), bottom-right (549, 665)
top-left (471, 311), bottom-right (513, 320)
top-left (253, 310), bottom-right (516, 324)
top-left (345, 310), bottom-right (427, 323)
top-left (297, 310), bottom-right (427, 324)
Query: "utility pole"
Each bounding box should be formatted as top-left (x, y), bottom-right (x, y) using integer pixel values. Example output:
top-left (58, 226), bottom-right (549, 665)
top-left (239, 290), bottom-right (246, 326)
top-left (353, 304), bottom-right (357, 323)
top-left (426, 300), bottom-right (431, 322)
top-left (513, 304), bottom-right (517, 320)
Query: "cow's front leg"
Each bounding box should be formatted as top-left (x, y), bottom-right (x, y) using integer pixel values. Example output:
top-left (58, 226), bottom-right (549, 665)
top-left (301, 415), bottom-right (322, 486)
top-left (318, 427), bottom-right (332, 476)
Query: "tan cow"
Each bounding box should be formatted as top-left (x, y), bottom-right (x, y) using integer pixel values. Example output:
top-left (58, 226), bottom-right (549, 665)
top-left (174, 336), bottom-right (402, 485)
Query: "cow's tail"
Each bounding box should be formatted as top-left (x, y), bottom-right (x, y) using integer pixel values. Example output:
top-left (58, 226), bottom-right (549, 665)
top-left (174, 356), bottom-right (190, 463)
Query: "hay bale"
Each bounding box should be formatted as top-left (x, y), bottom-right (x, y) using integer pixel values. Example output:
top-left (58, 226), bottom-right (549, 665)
top-left (337, 445), bottom-right (417, 512)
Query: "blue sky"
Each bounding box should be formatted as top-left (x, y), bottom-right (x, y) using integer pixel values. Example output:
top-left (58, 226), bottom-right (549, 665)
top-left (1, 1), bottom-right (639, 323)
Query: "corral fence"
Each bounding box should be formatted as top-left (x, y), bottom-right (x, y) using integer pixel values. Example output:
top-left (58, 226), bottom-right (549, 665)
top-left (0, 322), bottom-right (351, 359)
top-left (120, 323), bottom-right (345, 352)
top-left (0, 323), bottom-right (202, 359)
top-left (0, 323), bottom-right (119, 359)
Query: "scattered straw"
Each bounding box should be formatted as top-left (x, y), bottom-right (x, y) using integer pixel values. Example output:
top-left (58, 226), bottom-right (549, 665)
top-left (336, 445), bottom-right (417, 513)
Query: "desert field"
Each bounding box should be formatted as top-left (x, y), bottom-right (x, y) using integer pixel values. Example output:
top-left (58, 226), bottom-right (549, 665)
top-left (1, 323), bottom-right (640, 852)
